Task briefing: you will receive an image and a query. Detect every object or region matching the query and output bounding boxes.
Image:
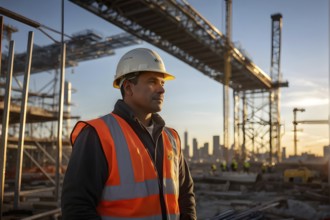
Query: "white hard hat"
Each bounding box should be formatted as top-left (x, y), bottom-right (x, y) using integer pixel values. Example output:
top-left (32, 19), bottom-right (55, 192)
top-left (113, 48), bottom-right (175, 88)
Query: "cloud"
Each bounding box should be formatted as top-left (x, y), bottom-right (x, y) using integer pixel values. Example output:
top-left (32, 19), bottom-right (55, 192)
top-left (291, 77), bottom-right (327, 87)
top-left (283, 97), bottom-right (328, 107)
top-left (281, 77), bottom-right (328, 107)
top-left (286, 77), bottom-right (328, 91)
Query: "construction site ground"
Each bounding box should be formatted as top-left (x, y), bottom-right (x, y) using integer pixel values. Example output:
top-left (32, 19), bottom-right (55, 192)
top-left (192, 165), bottom-right (330, 220)
top-left (1, 166), bottom-right (330, 220)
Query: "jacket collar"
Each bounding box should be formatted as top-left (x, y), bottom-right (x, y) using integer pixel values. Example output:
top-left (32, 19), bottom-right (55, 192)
top-left (112, 100), bottom-right (165, 139)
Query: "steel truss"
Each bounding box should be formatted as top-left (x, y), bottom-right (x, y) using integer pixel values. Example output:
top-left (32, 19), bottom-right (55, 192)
top-left (69, 0), bottom-right (272, 90)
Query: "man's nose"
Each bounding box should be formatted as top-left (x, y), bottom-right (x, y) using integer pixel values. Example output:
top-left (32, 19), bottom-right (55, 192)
top-left (158, 84), bottom-right (165, 94)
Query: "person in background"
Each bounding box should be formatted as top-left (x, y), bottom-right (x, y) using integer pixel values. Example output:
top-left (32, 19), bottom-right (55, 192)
top-left (61, 48), bottom-right (196, 220)
top-left (220, 161), bottom-right (227, 172)
top-left (243, 160), bottom-right (250, 173)
top-left (231, 159), bottom-right (238, 172)
top-left (210, 164), bottom-right (217, 175)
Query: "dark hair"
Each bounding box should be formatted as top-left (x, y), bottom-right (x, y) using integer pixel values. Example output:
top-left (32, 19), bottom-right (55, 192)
top-left (120, 72), bottom-right (140, 98)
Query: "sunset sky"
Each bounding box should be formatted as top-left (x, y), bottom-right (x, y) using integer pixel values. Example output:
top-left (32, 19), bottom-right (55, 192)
top-left (1, 0), bottom-right (329, 156)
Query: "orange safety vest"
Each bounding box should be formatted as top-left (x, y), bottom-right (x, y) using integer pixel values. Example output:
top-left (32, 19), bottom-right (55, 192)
top-left (71, 113), bottom-right (180, 220)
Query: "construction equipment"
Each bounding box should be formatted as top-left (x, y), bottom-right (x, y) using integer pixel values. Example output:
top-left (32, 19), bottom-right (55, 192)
top-left (283, 167), bottom-right (317, 183)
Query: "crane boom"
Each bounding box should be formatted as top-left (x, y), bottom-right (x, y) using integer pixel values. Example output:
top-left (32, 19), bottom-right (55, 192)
top-left (296, 120), bottom-right (329, 125)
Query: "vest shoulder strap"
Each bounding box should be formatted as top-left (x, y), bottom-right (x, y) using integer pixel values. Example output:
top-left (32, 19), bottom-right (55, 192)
top-left (70, 117), bottom-right (104, 146)
top-left (70, 121), bottom-right (89, 145)
top-left (163, 127), bottom-right (181, 158)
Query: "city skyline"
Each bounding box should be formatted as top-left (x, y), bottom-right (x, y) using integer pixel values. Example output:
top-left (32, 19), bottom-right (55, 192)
top-left (181, 129), bottom-right (328, 159)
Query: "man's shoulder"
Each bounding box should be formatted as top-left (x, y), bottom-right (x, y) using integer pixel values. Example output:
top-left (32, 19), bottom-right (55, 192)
top-left (163, 127), bottom-right (181, 146)
top-left (164, 127), bottom-right (179, 135)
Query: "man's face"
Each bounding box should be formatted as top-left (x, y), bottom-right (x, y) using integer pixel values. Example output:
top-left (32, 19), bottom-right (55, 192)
top-left (128, 72), bottom-right (165, 114)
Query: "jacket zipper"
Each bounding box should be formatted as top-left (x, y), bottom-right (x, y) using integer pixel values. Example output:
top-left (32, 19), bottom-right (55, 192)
top-left (143, 127), bottom-right (169, 219)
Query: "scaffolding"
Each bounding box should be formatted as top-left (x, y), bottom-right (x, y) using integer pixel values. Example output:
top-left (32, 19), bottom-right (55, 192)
top-left (0, 7), bottom-right (140, 218)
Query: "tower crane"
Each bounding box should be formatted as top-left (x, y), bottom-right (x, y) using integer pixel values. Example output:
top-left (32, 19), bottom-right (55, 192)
top-left (292, 107), bottom-right (328, 155)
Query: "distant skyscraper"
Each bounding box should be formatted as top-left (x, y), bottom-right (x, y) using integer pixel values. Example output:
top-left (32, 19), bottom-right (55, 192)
top-left (200, 142), bottom-right (209, 159)
top-left (324, 145), bottom-right (330, 158)
top-left (193, 138), bottom-right (198, 160)
top-left (183, 130), bottom-right (190, 158)
top-left (282, 147), bottom-right (286, 160)
top-left (212, 135), bottom-right (220, 161)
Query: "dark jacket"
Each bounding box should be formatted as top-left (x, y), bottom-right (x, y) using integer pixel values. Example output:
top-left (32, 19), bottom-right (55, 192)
top-left (61, 100), bottom-right (196, 220)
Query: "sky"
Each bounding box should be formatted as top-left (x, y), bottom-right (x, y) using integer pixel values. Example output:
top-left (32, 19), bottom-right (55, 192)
top-left (0, 0), bottom-right (329, 157)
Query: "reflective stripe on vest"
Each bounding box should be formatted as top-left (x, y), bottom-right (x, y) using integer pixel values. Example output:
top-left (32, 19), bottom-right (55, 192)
top-left (100, 214), bottom-right (180, 220)
top-left (71, 113), bottom-right (180, 220)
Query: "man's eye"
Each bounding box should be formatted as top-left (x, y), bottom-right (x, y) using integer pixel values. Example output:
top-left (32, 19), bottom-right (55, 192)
top-left (148, 79), bottom-right (164, 86)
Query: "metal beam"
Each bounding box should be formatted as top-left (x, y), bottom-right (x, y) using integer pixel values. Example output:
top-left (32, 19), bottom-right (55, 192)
top-left (0, 40), bottom-right (15, 215)
top-left (296, 120), bottom-right (329, 124)
top-left (14, 31), bottom-right (34, 209)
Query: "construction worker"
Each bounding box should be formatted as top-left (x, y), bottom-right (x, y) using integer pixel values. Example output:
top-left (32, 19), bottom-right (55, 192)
top-left (61, 48), bottom-right (196, 220)
top-left (231, 159), bottom-right (238, 172)
top-left (220, 161), bottom-right (227, 172)
top-left (243, 160), bottom-right (250, 173)
top-left (210, 163), bottom-right (217, 175)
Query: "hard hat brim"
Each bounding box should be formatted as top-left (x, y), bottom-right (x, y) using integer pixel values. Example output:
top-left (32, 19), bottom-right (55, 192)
top-left (113, 71), bottom-right (175, 89)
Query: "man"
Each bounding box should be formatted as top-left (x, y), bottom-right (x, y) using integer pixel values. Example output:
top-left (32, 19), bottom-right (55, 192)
top-left (61, 48), bottom-right (196, 220)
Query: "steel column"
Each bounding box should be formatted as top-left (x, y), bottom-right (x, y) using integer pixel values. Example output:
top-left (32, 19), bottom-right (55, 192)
top-left (223, 0), bottom-right (232, 162)
top-left (14, 31), bottom-right (34, 209)
top-left (55, 42), bottom-right (66, 202)
top-left (233, 90), bottom-right (239, 153)
top-left (0, 40), bottom-right (15, 216)
top-left (269, 91), bottom-right (273, 164)
top-left (0, 17), bottom-right (3, 78)
top-left (242, 92), bottom-right (247, 161)
top-left (270, 14), bottom-right (283, 163)
top-left (55, 0), bottom-right (66, 202)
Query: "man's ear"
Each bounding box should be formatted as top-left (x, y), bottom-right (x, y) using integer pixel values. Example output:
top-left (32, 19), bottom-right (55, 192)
top-left (123, 81), bottom-right (133, 96)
